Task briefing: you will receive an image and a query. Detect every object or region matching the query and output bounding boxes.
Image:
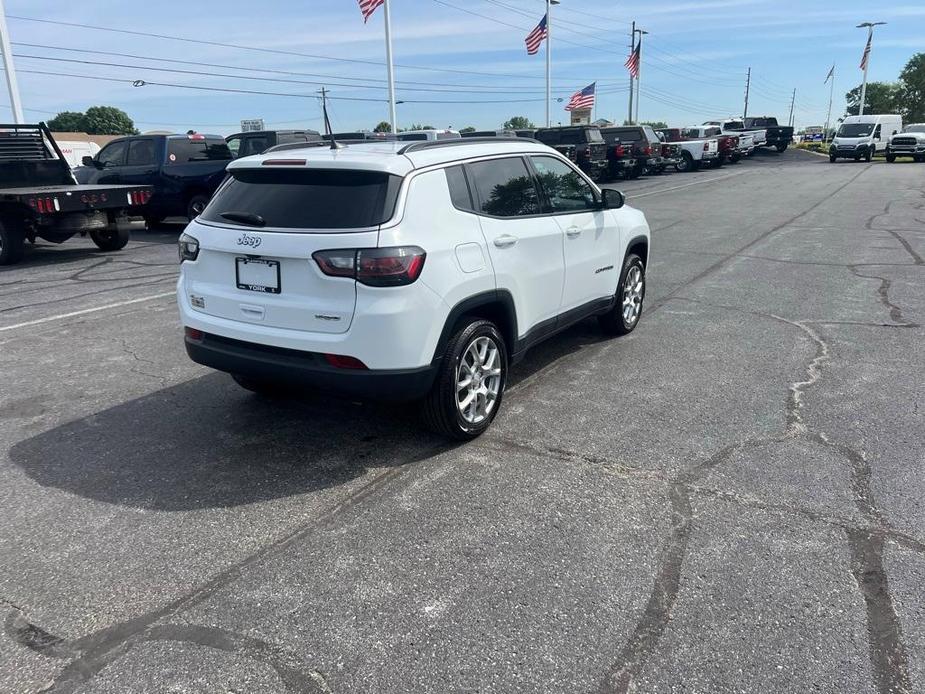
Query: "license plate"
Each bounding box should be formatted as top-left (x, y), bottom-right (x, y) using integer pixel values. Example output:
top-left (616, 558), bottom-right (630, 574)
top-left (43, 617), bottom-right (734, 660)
top-left (236, 257), bottom-right (280, 294)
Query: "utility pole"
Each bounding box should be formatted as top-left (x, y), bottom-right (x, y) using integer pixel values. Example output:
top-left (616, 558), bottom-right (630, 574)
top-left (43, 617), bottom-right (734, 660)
top-left (627, 21), bottom-right (635, 125)
top-left (382, 0), bottom-right (397, 133)
top-left (788, 88), bottom-right (796, 127)
top-left (857, 21), bottom-right (886, 117)
top-left (743, 67), bottom-right (751, 120)
top-left (634, 29), bottom-right (648, 125)
top-left (824, 65), bottom-right (836, 142)
top-left (0, 0), bottom-right (24, 123)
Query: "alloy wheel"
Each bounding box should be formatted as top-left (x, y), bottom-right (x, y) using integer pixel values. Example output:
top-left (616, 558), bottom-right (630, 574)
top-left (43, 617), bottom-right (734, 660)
top-left (456, 336), bottom-right (502, 425)
top-left (622, 265), bottom-right (644, 325)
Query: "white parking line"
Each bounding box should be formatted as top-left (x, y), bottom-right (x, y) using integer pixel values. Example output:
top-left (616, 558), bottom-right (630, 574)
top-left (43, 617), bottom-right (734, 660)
top-left (0, 290), bottom-right (176, 333)
top-left (629, 172), bottom-right (744, 199)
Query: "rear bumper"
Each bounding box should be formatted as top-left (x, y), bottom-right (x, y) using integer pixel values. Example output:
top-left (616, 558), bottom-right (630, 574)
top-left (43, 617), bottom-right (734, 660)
top-left (185, 331), bottom-right (438, 401)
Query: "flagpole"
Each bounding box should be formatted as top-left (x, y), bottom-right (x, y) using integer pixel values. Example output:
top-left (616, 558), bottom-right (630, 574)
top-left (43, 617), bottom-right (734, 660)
top-left (545, 0), bottom-right (551, 127)
top-left (0, 0), bottom-right (24, 124)
top-left (383, 0), bottom-right (397, 133)
top-left (627, 21), bottom-right (635, 125)
top-left (824, 66), bottom-right (835, 142)
top-left (634, 30), bottom-right (647, 125)
top-left (858, 25), bottom-right (871, 116)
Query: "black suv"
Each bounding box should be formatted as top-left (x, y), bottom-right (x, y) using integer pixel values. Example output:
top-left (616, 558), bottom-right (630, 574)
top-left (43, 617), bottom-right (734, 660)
top-left (601, 126), bottom-right (664, 177)
top-left (226, 130), bottom-right (322, 159)
top-left (76, 133), bottom-right (232, 223)
top-left (534, 126), bottom-right (609, 179)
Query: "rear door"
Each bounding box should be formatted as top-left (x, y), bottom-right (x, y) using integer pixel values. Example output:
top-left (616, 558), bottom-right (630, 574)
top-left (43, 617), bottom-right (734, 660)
top-left (466, 156), bottom-right (565, 335)
top-left (530, 155), bottom-right (617, 311)
top-left (120, 138), bottom-right (158, 188)
top-left (186, 167), bottom-right (401, 334)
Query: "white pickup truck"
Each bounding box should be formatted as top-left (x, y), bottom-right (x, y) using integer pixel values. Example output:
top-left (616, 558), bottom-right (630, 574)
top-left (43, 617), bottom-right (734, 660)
top-left (655, 128), bottom-right (719, 172)
top-left (886, 123), bottom-right (925, 163)
top-left (704, 119), bottom-right (761, 153)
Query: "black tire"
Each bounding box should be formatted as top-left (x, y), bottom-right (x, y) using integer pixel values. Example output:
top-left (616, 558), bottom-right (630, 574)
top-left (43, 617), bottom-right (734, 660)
top-left (712, 156), bottom-right (724, 168)
top-left (886, 153), bottom-right (896, 163)
top-left (231, 374), bottom-right (291, 396)
top-left (187, 194), bottom-right (210, 221)
top-left (676, 151), bottom-right (694, 173)
top-left (422, 319), bottom-right (507, 440)
top-left (0, 218), bottom-right (25, 265)
top-left (865, 148), bottom-right (873, 163)
top-left (144, 215), bottom-right (165, 229)
top-left (730, 152), bottom-right (741, 164)
top-left (90, 227), bottom-right (130, 251)
top-left (829, 153), bottom-right (837, 163)
top-left (599, 253), bottom-right (645, 336)
top-left (915, 155), bottom-right (924, 163)
top-left (776, 144), bottom-right (788, 153)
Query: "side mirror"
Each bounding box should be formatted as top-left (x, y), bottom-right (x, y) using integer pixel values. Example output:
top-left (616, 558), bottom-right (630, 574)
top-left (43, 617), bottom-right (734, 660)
top-left (81, 155), bottom-right (95, 167)
top-left (601, 188), bottom-right (625, 210)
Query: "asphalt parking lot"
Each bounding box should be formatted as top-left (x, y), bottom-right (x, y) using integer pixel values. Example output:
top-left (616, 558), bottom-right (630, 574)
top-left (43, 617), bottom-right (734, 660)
top-left (1, 148), bottom-right (923, 693)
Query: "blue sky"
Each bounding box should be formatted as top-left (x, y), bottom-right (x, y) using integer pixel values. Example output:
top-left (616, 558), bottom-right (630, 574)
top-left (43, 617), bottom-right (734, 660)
top-left (2, 0), bottom-right (923, 135)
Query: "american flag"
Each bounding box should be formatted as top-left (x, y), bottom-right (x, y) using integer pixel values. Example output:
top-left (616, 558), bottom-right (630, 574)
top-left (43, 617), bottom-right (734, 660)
top-left (625, 44), bottom-right (640, 78)
top-left (358, 0), bottom-right (384, 23)
top-left (859, 34), bottom-right (871, 70)
top-left (565, 82), bottom-right (596, 112)
top-left (525, 15), bottom-right (547, 55)
top-left (824, 64), bottom-right (835, 83)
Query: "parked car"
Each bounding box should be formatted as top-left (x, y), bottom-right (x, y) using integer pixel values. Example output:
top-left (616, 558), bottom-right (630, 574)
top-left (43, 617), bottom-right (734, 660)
top-left (598, 130), bottom-right (637, 180)
top-left (600, 126), bottom-right (664, 177)
top-left (742, 117), bottom-right (794, 153)
top-left (534, 126), bottom-right (609, 180)
top-left (829, 114), bottom-right (902, 162)
top-left (886, 123), bottom-right (925, 162)
top-left (396, 129), bottom-right (461, 141)
top-left (0, 123), bottom-right (151, 265)
top-left (676, 126), bottom-right (739, 165)
top-left (323, 132), bottom-right (396, 142)
top-left (653, 132), bottom-right (682, 170)
top-left (76, 132), bottom-right (232, 224)
top-left (461, 130), bottom-right (516, 138)
top-left (226, 130), bottom-right (322, 159)
top-left (177, 138), bottom-right (650, 439)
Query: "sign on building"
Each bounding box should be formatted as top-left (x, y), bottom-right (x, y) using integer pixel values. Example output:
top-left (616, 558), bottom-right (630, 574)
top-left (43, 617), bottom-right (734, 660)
top-left (240, 119), bottom-right (265, 132)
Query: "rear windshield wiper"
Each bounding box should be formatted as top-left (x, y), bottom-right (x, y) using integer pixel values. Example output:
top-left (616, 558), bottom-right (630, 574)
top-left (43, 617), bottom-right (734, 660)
top-left (220, 211), bottom-right (266, 227)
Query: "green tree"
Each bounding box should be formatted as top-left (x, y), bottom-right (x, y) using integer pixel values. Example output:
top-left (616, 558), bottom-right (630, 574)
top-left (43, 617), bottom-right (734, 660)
top-left (503, 116), bottom-right (534, 130)
top-left (373, 121), bottom-right (392, 133)
top-left (898, 52), bottom-right (925, 123)
top-left (459, 126), bottom-right (477, 134)
top-left (81, 106), bottom-right (139, 135)
top-left (640, 120), bottom-right (668, 129)
top-left (844, 82), bottom-right (901, 116)
top-left (405, 123), bottom-right (434, 131)
top-left (47, 111), bottom-right (86, 132)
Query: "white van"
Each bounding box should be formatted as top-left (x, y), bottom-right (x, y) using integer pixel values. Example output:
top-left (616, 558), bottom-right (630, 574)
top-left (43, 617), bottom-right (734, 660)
top-left (829, 114), bottom-right (902, 162)
top-left (395, 129), bottom-right (460, 142)
top-left (55, 140), bottom-right (101, 169)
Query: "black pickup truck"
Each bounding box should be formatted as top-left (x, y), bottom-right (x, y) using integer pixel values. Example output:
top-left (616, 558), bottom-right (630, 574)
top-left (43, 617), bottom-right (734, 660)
top-left (226, 129), bottom-right (322, 159)
top-left (743, 117), bottom-right (794, 152)
top-left (534, 126), bottom-right (609, 180)
top-left (0, 123), bottom-right (150, 265)
top-left (76, 132), bottom-right (232, 224)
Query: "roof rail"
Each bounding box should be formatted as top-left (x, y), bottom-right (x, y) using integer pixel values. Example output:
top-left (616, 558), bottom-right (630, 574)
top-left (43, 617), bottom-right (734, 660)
top-left (263, 141), bottom-right (329, 154)
top-left (397, 136), bottom-right (538, 155)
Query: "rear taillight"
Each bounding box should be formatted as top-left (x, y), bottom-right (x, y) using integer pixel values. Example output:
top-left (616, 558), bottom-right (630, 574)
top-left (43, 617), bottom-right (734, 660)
top-left (704, 142), bottom-right (710, 151)
top-left (313, 246), bottom-right (426, 287)
top-left (323, 354), bottom-right (368, 370)
top-left (184, 327), bottom-right (204, 341)
top-left (642, 145), bottom-right (651, 156)
top-left (614, 144), bottom-right (624, 157)
top-left (178, 232), bottom-right (200, 262)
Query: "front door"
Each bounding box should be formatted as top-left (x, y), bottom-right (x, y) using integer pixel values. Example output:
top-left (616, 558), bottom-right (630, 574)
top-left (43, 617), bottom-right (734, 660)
top-left (530, 155), bottom-right (618, 311)
top-left (466, 156), bottom-right (565, 337)
top-left (93, 140), bottom-right (128, 185)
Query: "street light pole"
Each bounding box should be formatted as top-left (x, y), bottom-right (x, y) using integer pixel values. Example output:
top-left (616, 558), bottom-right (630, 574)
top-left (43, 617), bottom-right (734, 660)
top-left (545, 0), bottom-right (559, 128)
top-left (0, 0), bottom-right (24, 124)
top-left (857, 21), bottom-right (886, 117)
top-left (824, 65), bottom-right (835, 142)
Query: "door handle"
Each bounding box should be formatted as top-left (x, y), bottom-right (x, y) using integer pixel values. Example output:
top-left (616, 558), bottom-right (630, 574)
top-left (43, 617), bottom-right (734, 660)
top-left (493, 235), bottom-right (518, 248)
top-left (565, 226), bottom-right (581, 238)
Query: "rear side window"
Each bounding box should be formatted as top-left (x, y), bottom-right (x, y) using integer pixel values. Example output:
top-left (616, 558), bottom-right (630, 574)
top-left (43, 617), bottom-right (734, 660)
top-left (200, 169), bottom-right (402, 229)
top-left (445, 165), bottom-right (474, 211)
top-left (585, 128), bottom-right (604, 142)
top-left (535, 131), bottom-right (559, 145)
top-left (240, 136), bottom-right (269, 157)
top-left (467, 157), bottom-right (540, 217)
top-left (167, 137), bottom-right (232, 164)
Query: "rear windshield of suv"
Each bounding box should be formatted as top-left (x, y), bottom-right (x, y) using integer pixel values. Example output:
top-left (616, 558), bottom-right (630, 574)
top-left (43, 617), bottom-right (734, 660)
top-left (200, 168), bottom-right (402, 229)
top-left (167, 137), bottom-right (232, 163)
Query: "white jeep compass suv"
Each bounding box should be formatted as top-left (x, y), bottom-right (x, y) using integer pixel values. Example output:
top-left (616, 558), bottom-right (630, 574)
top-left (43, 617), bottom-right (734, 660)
top-left (177, 138), bottom-right (650, 439)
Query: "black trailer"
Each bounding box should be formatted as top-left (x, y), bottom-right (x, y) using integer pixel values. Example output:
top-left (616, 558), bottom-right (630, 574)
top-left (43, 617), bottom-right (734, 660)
top-left (0, 123), bottom-right (151, 265)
